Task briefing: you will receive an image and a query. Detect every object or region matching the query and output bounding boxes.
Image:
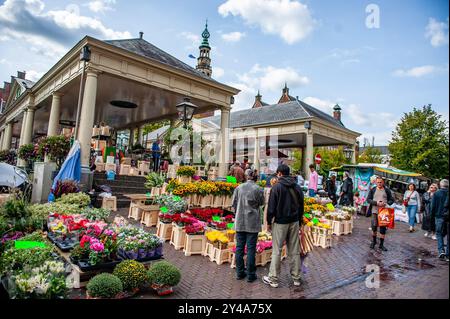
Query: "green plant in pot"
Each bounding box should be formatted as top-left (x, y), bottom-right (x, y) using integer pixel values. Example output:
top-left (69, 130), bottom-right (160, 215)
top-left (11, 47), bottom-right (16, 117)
top-left (86, 273), bottom-right (123, 299)
top-left (147, 261), bottom-right (181, 296)
top-left (18, 143), bottom-right (41, 171)
top-left (38, 135), bottom-right (71, 169)
top-left (113, 260), bottom-right (147, 292)
top-left (145, 172), bottom-right (165, 189)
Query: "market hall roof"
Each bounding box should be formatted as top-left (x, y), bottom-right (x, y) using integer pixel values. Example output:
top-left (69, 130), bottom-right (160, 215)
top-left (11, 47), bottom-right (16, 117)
top-left (203, 99), bottom-right (347, 129)
top-left (104, 37), bottom-right (216, 82)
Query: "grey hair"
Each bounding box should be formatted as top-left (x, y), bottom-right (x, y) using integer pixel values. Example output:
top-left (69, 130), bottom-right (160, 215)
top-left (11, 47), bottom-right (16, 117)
top-left (439, 179), bottom-right (449, 189)
top-left (245, 169), bottom-right (255, 177)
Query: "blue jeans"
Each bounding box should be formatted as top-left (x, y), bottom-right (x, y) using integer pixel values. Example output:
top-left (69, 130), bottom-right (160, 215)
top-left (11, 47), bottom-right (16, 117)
top-left (406, 205), bottom-right (418, 227)
top-left (435, 218), bottom-right (448, 256)
top-left (235, 232), bottom-right (258, 279)
top-left (308, 189), bottom-right (316, 197)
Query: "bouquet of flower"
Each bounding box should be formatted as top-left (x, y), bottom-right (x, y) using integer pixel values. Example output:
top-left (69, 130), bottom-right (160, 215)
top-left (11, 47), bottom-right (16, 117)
top-left (158, 213), bottom-right (173, 224)
top-left (176, 166), bottom-right (196, 177)
top-left (256, 180), bottom-right (267, 188)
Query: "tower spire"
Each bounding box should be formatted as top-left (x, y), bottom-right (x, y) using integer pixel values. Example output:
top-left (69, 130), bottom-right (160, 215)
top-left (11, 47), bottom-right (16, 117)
top-left (196, 19), bottom-right (212, 77)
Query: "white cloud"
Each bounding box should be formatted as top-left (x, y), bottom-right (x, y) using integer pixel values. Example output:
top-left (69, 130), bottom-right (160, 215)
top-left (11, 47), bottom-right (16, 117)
top-left (228, 81), bottom-right (256, 111)
top-left (25, 70), bottom-right (45, 82)
top-left (213, 67), bottom-right (225, 79)
top-left (346, 104), bottom-right (398, 129)
top-left (425, 17), bottom-right (449, 47)
top-left (358, 131), bottom-right (393, 146)
top-left (303, 97), bottom-right (335, 113)
top-left (180, 31), bottom-right (201, 45)
top-left (221, 31), bottom-right (245, 42)
top-left (0, 0), bottom-right (131, 60)
top-left (392, 65), bottom-right (449, 78)
top-left (87, 0), bottom-right (116, 13)
top-left (218, 0), bottom-right (315, 44)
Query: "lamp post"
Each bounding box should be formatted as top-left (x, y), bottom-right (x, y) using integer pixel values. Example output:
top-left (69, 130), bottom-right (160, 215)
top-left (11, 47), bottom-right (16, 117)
top-left (74, 45), bottom-right (91, 141)
top-left (176, 97), bottom-right (198, 129)
top-left (343, 145), bottom-right (354, 161)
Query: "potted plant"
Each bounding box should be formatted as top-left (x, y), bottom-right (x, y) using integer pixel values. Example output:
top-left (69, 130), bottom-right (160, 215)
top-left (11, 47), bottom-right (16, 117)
top-left (176, 166), bottom-right (195, 183)
top-left (38, 135), bottom-right (71, 170)
top-left (147, 261), bottom-right (181, 296)
top-left (113, 260), bottom-right (148, 292)
top-left (18, 143), bottom-right (41, 171)
top-left (145, 172), bottom-right (165, 196)
top-left (86, 273), bottom-right (123, 299)
top-left (50, 180), bottom-right (80, 199)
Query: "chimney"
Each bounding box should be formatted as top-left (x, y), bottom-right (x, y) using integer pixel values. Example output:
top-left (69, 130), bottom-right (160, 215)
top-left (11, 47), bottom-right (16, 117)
top-left (333, 104), bottom-right (342, 122)
top-left (139, 31), bottom-right (144, 39)
top-left (17, 71), bottom-right (26, 79)
top-left (252, 90), bottom-right (263, 108)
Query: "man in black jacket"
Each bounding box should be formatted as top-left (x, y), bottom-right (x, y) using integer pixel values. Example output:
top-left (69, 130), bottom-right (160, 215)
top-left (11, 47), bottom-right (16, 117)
top-left (366, 176), bottom-right (395, 251)
top-left (262, 164), bottom-right (304, 288)
top-left (339, 171), bottom-right (354, 206)
top-left (326, 175), bottom-right (337, 205)
top-left (431, 179), bottom-right (449, 260)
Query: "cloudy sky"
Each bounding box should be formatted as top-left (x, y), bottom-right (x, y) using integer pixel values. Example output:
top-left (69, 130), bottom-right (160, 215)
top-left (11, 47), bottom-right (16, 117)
top-left (0, 0), bottom-right (448, 145)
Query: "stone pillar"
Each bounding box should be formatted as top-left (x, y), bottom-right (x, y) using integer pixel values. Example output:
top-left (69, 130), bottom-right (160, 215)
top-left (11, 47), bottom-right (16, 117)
top-left (47, 93), bottom-right (62, 136)
top-left (138, 126), bottom-right (143, 145)
top-left (254, 133), bottom-right (260, 173)
top-left (0, 130), bottom-right (4, 150)
top-left (22, 107), bottom-right (35, 145)
top-left (78, 70), bottom-right (98, 167)
top-left (351, 143), bottom-right (357, 164)
top-left (19, 110), bottom-right (27, 147)
top-left (3, 122), bottom-right (13, 151)
top-left (303, 132), bottom-right (314, 179)
top-left (218, 106), bottom-right (231, 177)
top-left (129, 127), bottom-right (136, 148)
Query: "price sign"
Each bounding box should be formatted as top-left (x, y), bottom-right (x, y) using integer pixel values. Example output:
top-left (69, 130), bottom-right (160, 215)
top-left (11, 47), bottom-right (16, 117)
top-left (212, 216), bottom-right (221, 222)
top-left (226, 176), bottom-right (237, 184)
top-left (326, 203), bottom-right (335, 211)
top-left (227, 223), bottom-right (234, 229)
top-left (160, 206), bottom-right (168, 213)
top-left (312, 218), bottom-right (319, 225)
top-left (173, 196), bottom-right (181, 201)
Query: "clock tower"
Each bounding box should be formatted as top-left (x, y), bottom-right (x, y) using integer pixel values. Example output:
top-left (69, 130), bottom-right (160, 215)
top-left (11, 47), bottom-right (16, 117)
top-left (196, 20), bottom-right (212, 77)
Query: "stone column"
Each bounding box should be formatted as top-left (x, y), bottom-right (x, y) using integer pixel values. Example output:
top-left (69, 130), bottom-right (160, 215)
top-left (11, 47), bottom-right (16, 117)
top-left (254, 132), bottom-right (260, 173)
top-left (351, 143), bottom-right (357, 164)
top-left (129, 127), bottom-right (136, 148)
top-left (19, 110), bottom-right (27, 147)
top-left (22, 107), bottom-right (35, 145)
top-left (47, 92), bottom-right (62, 136)
top-left (3, 122), bottom-right (13, 151)
top-left (78, 70), bottom-right (98, 167)
top-left (0, 130), bottom-right (4, 150)
top-left (303, 132), bottom-right (314, 179)
top-left (138, 126), bottom-right (143, 145)
top-left (218, 106), bottom-right (231, 177)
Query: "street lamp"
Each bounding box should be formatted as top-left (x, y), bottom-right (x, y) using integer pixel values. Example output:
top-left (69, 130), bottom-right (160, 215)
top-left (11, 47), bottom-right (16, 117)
top-left (343, 145), bottom-right (354, 161)
top-left (176, 97), bottom-right (198, 129)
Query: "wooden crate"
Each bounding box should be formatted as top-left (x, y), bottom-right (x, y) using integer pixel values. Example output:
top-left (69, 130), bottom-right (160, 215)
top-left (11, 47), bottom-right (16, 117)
top-left (170, 224), bottom-right (186, 250)
top-left (211, 195), bottom-right (225, 208)
top-left (314, 233), bottom-right (332, 248)
top-left (332, 220), bottom-right (345, 236)
top-left (223, 196), bottom-right (233, 208)
top-left (211, 246), bottom-right (232, 265)
top-left (104, 163), bottom-right (116, 172)
top-left (184, 234), bottom-right (206, 256)
top-left (343, 219), bottom-right (353, 235)
top-left (119, 164), bottom-right (131, 175)
top-left (95, 163), bottom-right (105, 172)
top-left (199, 195), bottom-right (213, 208)
top-left (156, 221), bottom-right (173, 242)
top-left (128, 167), bottom-right (140, 176)
top-left (229, 249), bottom-right (273, 268)
top-left (128, 205), bottom-right (142, 221)
top-left (138, 161), bottom-right (150, 174)
top-left (203, 242), bottom-right (215, 259)
top-left (150, 187), bottom-right (161, 196)
top-left (140, 205), bottom-right (159, 227)
top-left (102, 196), bottom-right (117, 212)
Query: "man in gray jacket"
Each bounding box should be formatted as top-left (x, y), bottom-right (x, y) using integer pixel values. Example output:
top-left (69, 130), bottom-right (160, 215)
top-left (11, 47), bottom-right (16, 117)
top-left (231, 169), bottom-right (265, 282)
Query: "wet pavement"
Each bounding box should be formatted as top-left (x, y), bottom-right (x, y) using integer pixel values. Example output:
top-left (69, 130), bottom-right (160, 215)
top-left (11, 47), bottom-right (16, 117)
top-left (70, 211), bottom-right (449, 299)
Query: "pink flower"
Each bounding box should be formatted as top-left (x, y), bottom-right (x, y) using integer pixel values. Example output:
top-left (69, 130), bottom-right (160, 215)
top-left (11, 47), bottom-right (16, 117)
top-left (90, 241), bottom-right (104, 252)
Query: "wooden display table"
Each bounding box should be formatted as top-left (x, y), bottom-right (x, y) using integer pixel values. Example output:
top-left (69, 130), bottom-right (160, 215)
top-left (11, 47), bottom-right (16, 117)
top-left (102, 196), bottom-right (117, 211)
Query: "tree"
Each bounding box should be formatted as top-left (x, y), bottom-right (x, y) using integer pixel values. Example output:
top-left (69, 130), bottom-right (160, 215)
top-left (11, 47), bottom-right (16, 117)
top-left (142, 120), bottom-right (170, 136)
top-left (358, 145), bottom-right (382, 164)
top-left (291, 150), bottom-right (302, 173)
top-left (314, 146), bottom-right (350, 175)
top-left (388, 105), bottom-right (449, 179)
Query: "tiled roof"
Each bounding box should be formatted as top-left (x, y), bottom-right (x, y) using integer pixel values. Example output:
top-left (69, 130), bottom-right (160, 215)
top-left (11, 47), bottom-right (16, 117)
top-left (104, 38), bottom-right (216, 82)
top-left (203, 99), bottom-right (345, 129)
top-left (14, 77), bottom-right (35, 90)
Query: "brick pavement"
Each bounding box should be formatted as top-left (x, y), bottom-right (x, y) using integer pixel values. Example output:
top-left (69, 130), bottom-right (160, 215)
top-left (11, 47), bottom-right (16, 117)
top-left (70, 210), bottom-right (449, 299)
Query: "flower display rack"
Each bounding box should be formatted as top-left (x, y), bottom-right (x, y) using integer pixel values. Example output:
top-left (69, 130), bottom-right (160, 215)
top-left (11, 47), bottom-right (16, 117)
top-left (102, 196), bottom-right (117, 212)
top-left (140, 205), bottom-right (160, 227)
top-left (203, 242), bottom-right (231, 265)
top-left (342, 219), bottom-right (353, 235)
top-left (156, 221), bottom-right (173, 242)
top-left (128, 204), bottom-right (142, 221)
top-left (200, 195), bottom-right (214, 208)
top-left (331, 220), bottom-right (345, 236)
top-left (312, 228), bottom-right (332, 249)
top-left (211, 195), bottom-right (225, 208)
top-left (184, 234), bottom-right (206, 256)
top-left (170, 224), bottom-right (186, 250)
top-left (229, 249), bottom-right (274, 268)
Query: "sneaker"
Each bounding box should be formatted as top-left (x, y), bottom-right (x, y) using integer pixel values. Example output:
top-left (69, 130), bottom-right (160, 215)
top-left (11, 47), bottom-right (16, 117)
top-left (424, 232), bottom-right (429, 237)
top-left (379, 245), bottom-right (388, 252)
top-left (439, 253), bottom-right (446, 260)
top-left (445, 257), bottom-right (449, 262)
top-left (293, 279), bottom-right (301, 286)
top-left (432, 235), bottom-right (437, 240)
top-left (370, 242), bottom-right (376, 249)
top-left (262, 276), bottom-right (279, 288)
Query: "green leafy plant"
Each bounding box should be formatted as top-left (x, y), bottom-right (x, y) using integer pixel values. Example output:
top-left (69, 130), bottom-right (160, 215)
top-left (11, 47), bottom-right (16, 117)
top-left (38, 135), bottom-right (71, 169)
top-left (147, 261), bottom-right (181, 287)
top-left (0, 197), bottom-right (33, 232)
top-left (18, 143), bottom-right (41, 162)
top-left (154, 194), bottom-right (187, 215)
top-left (0, 245), bottom-right (54, 276)
top-left (145, 172), bottom-right (165, 189)
top-left (82, 207), bottom-right (111, 221)
top-left (87, 273), bottom-right (123, 299)
top-left (56, 192), bottom-right (90, 207)
top-left (113, 260), bottom-right (147, 291)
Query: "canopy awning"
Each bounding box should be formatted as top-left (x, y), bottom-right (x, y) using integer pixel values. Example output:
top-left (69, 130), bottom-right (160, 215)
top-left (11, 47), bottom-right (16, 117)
top-left (373, 167), bottom-right (421, 177)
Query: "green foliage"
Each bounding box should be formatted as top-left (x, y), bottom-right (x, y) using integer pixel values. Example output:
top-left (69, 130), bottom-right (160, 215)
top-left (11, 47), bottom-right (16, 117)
top-left (358, 146), bottom-right (382, 164)
top-left (145, 172), bottom-right (165, 189)
top-left (147, 261), bottom-right (181, 287)
top-left (28, 202), bottom-right (80, 224)
top-left (388, 105), bottom-right (449, 178)
top-left (314, 147), bottom-right (350, 175)
top-left (154, 194), bottom-right (187, 214)
top-left (56, 192), bottom-right (90, 207)
top-left (113, 260), bottom-right (148, 291)
top-left (291, 150), bottom-right (302, 173)
top-left (142, 120), bottom-right (170, 136)
top-left (17, 143), bottom-right (41, 162)
top-left (0, 245), bottom-right (54, 276)
top-left (82, 207), bottom-right (111, 221)
top-left (87, 273), bottom-right (123, 298)
top-left (38, 135), bottom-right (70, 168)
top-left (0, 198), bottom-right (33, 232)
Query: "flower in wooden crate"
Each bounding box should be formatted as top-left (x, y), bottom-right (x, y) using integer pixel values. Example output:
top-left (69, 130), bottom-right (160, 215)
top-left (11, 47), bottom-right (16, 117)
top-left (223, 215), bottom-right (234, 222)
top-left (258, 231), bottom-right (272, 241)
top-left (159, 213), bottom-right (173, 223)
top-left (185, 223), bottom-right (205, 235)
top-left (304, 197), bottom-right (316, 205)
top-left (211, 221), bottom-right (227, 230)
top-left (256, 240), bottom-right (272, 253)
top-left (176, 166), bottom-right (196, 177)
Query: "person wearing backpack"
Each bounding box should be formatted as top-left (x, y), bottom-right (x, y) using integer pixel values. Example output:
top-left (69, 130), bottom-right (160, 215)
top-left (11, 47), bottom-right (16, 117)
top-left (263, 164), bottom-right (304, 288)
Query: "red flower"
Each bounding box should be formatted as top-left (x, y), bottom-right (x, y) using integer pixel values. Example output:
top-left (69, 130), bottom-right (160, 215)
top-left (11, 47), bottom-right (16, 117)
top-left (80, 235), bottom-right (91, 248)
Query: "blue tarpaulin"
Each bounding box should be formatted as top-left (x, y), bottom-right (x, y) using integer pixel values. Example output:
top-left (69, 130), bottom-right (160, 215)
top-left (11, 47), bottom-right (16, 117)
top-left (51, 140), bottom-right (81, 192)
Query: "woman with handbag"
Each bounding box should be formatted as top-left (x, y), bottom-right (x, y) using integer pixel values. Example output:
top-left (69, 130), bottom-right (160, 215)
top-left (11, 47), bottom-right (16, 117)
top-left (403, 183), bottom-right (421, 232)
top-left (422, 183), bottom-right (438, 239)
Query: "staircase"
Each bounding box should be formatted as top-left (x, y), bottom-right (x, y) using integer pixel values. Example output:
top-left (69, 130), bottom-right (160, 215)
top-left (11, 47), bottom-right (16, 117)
top-left (93, 172), bottom-right (148, 209)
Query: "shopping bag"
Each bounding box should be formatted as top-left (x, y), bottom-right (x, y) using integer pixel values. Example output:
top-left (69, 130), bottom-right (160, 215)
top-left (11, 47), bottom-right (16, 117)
top-left (378, 208), bottom-right (395, 229)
